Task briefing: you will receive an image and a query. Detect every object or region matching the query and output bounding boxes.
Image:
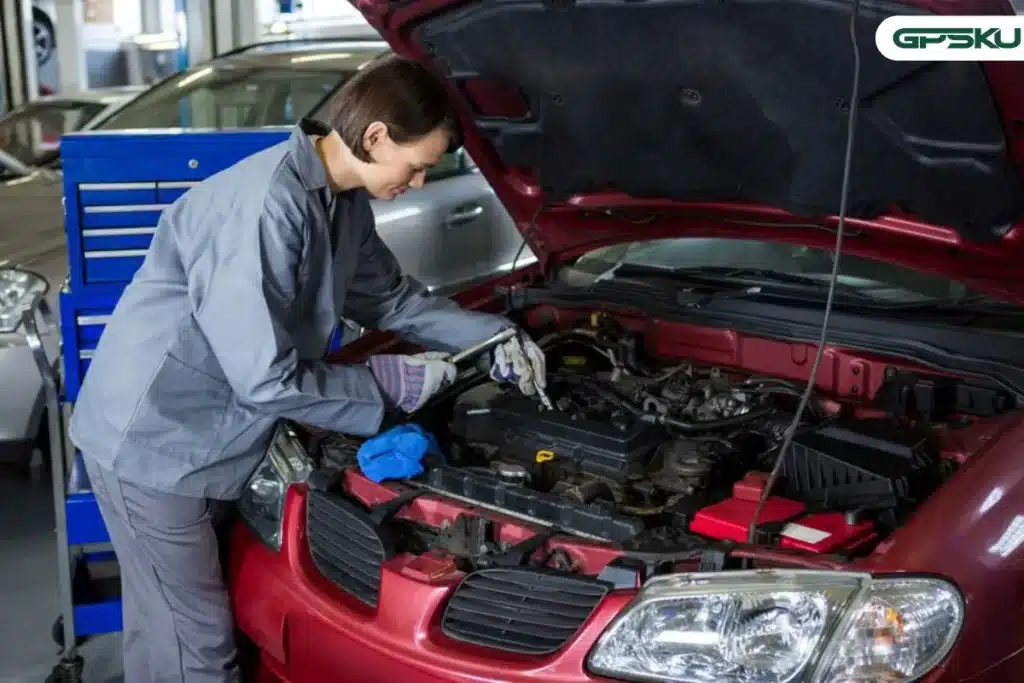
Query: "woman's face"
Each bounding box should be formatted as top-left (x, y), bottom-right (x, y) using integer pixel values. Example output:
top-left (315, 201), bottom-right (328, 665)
top-left (360, 123), bottom-right (450, 200)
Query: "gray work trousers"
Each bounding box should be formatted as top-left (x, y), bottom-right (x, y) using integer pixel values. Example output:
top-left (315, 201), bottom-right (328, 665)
top-left (82, 456), bottom-right (240, 683)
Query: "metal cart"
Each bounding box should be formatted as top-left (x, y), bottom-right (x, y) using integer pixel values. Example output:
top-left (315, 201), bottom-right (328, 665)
top-left (25, 287), bottom-right (124, 683)
top-left (23, 296), bottom-right (90, 683)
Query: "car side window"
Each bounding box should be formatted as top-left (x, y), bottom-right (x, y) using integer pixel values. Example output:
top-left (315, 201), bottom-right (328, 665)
top-left (98, 70), bottom-right (351, 130)
top-left (426, 148), bottom-right (466, 182)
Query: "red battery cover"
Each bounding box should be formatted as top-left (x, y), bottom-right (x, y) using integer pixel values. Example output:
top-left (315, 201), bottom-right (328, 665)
top-left (777, 512), bottom-right (877, 553)
top-left (690, 473), bottom-right (877, 553)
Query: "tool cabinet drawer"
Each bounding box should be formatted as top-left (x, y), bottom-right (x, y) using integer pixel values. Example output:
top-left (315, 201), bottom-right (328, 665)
top-left (60, 290), bottom-right (120, 402)
top-left (78, 182), bottom-right (157, 206)
top-left (75, 249), bottom-right (148, 287)
top-left (81, 226), bottom-right (156, 252)
top-left (80, 203), bottom-right (166, 229)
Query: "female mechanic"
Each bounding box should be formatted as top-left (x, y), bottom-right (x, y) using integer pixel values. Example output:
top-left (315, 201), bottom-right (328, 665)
top-left (69, 54), bottom-right (545, 683)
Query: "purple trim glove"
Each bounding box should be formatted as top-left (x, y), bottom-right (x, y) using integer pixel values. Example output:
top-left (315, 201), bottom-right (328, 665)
top-left (489, 330), bottom-right (546, 396)
top-left (368, 352), bottom-right (457, 413)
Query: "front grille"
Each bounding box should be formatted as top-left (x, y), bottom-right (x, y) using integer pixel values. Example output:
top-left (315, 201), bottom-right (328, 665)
top-left (306, 490), bottom-right (388, 607)
top-left (441, 568), bottom-right (611, 655)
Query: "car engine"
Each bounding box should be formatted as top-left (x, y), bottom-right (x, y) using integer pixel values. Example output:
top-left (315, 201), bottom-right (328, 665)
top-left (432, 360), bottom-right (777, 545)
top-left (317, 320), bottom-right (954, 560)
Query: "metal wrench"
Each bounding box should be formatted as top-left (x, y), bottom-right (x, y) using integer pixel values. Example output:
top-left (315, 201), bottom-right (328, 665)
top-left (531, 379), bottom-right (556, 411)
top-left (448, 327), bottom-right (518, 364)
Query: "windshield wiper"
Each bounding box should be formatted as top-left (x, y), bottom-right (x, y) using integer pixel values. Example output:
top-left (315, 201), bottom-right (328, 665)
top-left (606, 264), bottom-right (874, 300)
top-left (578, 262), bottom-right (876, 311)
top-left (857, 296), bottom-right (1024, 316)
top-left (670, 266), bottom-right (857, 290)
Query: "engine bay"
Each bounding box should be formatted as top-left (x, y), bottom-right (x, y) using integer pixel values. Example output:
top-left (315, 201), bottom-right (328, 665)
top-left (307, 313), bottom-right (1012, 571)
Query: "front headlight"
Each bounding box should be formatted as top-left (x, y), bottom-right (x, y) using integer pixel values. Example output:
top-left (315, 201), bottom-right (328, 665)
top-left (237, 423), bottom-right (312, 550)
top-left (0, 268), bottom-right (49, 333)
top-left (587, 570), bottom-right (963, 683)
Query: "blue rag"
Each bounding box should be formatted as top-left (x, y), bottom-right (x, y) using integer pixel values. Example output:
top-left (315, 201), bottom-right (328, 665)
top-left (356, 424), bottom-right (443, 483)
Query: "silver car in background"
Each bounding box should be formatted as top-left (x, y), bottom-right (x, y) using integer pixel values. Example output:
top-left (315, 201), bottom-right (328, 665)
top-left (0, 86), bottom-right (145, 175)
top-left (0, 86), bottom-right (144, 466)
top-left (0, 39), bottom-right (529, 467)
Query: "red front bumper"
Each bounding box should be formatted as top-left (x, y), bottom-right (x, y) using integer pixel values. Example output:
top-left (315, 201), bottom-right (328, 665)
top-left (228, 486), bottom-right (994, 683)
top-left (228, 486), bottom-right (629, 683)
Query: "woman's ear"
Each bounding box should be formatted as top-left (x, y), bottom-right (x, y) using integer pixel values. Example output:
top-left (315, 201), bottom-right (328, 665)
top-left (362, 121), bottom-right (389, 158)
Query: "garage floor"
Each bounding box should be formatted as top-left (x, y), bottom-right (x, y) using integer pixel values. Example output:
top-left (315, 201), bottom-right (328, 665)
top-left (0, 470), bottom-right (123, 683)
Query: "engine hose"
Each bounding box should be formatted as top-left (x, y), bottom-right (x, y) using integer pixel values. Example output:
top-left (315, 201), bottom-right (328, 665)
top-left (554, 372), bottom-right (776, 431)
top-left (741, 376), bottom-right (803, 389)
top-left (640, 404), bottom-right (775, 433)
top-left (746, 387), bottom-right (823, 416)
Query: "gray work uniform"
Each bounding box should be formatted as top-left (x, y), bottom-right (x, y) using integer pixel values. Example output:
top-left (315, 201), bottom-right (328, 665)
top-left (69, 118), bottom-right (507, 682)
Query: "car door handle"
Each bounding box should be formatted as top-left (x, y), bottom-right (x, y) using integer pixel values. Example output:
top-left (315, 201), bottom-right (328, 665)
top-left (444, 204), bottom-right (484, 226)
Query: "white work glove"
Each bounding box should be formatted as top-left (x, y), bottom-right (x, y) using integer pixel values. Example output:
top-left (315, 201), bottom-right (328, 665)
top-left (488, 329), bottom-right (547, 397)
top-left (368, 352), bottom-right (457, 413)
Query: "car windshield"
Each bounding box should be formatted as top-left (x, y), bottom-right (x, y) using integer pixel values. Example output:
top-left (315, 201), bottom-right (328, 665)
top-left (573, 237), bottom-right (1009, 306)
top-left (0, 100), bottom-right (107, 172)
top-left (94, 60), bottom-right (362, 132)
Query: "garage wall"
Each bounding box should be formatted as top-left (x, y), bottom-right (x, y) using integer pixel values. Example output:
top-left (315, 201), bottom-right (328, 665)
top-left (85, 49), bottom-right (127, 87)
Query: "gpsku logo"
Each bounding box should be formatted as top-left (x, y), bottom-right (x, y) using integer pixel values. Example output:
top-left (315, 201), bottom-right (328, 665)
top-left (876, 16), bottom-right (1024, 61)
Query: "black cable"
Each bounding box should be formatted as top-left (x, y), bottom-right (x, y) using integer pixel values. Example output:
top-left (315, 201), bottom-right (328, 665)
top-left (746, 0), bottom-right (863, 544)
top-left (645, 405), bottom-right (775, 433)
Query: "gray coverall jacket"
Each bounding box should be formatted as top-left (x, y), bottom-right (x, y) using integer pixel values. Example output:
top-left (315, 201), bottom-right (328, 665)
top-left (69, 119), bottom-right (508, 499)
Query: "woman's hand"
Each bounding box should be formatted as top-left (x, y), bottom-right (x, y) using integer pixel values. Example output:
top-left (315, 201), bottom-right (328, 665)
top-left (488, 330), bottom-right (546, 396)
top-left (368, 352), bottom-right (457, 412)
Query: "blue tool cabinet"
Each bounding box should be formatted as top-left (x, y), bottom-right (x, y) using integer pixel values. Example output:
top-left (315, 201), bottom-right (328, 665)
top-left (63, 128), bottom-right (291, 293)
top-left (49, 127), bottom-right (321, 676)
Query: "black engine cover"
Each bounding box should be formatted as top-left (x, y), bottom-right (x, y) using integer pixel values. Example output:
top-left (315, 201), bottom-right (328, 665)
top-left (450, 384), bottom-right (663, 482)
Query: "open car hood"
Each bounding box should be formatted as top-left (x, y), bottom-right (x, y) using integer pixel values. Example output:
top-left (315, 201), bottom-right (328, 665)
top-left (352, 0), bottom-right (1024, 302)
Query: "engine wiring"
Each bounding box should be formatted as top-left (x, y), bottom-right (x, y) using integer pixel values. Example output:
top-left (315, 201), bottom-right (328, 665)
top-left (746, 0), bottom-right (864, 544)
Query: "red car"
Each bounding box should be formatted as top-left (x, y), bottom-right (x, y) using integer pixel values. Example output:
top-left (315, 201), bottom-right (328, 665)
top-left (228, 1), bottom-right (1024, 682)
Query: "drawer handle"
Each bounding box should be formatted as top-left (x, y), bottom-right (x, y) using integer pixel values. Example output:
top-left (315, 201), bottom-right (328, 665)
top-left (82, 227), bottom-right (157, 237)
top-left (76, 315), bottom-right (111, 326)
top-left (84, 249), bottom-right (149, 259)
top-left (80, 182), bottom-right (156, 191)
top-left (83, 204), bottom-right (169, 214)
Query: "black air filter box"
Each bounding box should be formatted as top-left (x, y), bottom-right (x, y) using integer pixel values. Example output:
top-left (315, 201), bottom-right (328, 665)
top-left (780, 420), bottom-right (941, 512)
